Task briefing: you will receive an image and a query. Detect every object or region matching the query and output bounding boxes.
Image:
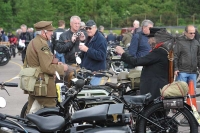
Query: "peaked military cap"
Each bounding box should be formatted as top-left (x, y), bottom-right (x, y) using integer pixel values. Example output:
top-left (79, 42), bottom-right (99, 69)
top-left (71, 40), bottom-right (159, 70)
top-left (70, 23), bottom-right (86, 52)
top-left (34, 21), bottom-right (55, 31)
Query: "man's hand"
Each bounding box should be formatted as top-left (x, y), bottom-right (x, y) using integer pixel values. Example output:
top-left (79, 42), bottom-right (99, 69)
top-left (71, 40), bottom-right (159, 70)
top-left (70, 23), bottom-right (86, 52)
top-left (115, 46), bottom-right (125, 55)
top-left (58, 62), bottom-right (63, 65)
top-left (79, 45), bottom-right (88, 52)
top-left (63, 64), bottom-right (69, 71)
top-left (79, 32), bottom-right (85, 41)
top-left (72, 33), bottom-right (77, 43)
top-left (174, 70), bottom-right (179, 77)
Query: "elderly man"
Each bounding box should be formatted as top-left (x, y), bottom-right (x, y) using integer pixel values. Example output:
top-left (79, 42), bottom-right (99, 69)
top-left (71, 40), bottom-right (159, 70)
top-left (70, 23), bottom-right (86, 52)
top-left (132, 20), bottom-right (141, 34)
top-left (56, 16), bottom-right (87, 65)
top-left (129, 19), bottom-right (154, 58)
top-left (79, 20), bottom-right (107, 85)
top-left (174, 25), bottom-right (200, 89)
top-left (25, 21), bottom-right (68, 113)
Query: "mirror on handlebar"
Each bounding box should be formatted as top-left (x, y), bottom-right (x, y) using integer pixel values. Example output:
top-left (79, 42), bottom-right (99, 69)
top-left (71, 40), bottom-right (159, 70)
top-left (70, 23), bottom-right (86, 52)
top-left (0, 97), bottom-right (6, 108)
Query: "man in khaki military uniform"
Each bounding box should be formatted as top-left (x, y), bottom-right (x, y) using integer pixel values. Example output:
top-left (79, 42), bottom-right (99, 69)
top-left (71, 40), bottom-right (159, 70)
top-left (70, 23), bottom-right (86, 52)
top-left (25, 21), bottom-right (68, 113)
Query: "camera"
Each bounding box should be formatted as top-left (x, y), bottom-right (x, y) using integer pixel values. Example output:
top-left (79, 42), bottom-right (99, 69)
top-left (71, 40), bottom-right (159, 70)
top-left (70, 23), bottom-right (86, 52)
top-left (76, 31), bottom-right (81, 37)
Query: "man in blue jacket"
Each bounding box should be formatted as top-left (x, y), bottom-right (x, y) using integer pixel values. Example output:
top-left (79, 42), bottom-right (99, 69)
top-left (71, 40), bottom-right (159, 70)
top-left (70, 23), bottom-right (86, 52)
top-left (129, 19), bottom-right (154, 58)
top-left (79, 20), bottom-right (107, 85)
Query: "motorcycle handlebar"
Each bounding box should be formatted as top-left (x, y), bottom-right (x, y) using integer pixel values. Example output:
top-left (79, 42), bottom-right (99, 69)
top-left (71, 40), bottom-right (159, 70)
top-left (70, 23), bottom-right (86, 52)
top-left (0, 82), bottom-right (18, 87)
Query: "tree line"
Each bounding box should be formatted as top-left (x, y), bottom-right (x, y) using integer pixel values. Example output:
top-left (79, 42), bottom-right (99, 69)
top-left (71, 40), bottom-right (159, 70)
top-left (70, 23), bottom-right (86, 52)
top-left (0, 0), bottom-right (200, 31)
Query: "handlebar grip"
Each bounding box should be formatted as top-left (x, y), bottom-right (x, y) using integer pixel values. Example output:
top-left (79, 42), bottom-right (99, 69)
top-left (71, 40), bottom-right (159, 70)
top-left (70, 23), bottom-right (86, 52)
top-left (94, 73), bottom-right (109, 79)
top-left (83, 85), bottom-right (92, 89)
top-left (86, 71), bottom-right (94, 76)
top-left (77, 75), bottom-right (85, 80)
top-left (0, 113), bottom-right (6, 120)
top-left (0, 82), bottom-right (18, 87)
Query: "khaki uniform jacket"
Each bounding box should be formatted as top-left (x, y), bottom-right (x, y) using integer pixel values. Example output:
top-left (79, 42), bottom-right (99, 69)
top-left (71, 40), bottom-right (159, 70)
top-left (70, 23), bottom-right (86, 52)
top-left (25, 35), bottom-right (64, 97)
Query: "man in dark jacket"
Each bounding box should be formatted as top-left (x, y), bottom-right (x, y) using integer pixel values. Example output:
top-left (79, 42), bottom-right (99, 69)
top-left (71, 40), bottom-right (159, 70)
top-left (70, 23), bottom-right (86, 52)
top-left (115, 28), bottom-right (172, 101)
top-left (19, 24), bottom-right (33, 63)
top-left (52, 20), bottom-right (66, 63)
top-left (174, 25), bottom-right (200, 89)
top-left (55, 16), bottom-right (86, 65)
top-left (79, 20), bottom-right (107, 85)
top-left (129, 19), bottom-right (153, 58)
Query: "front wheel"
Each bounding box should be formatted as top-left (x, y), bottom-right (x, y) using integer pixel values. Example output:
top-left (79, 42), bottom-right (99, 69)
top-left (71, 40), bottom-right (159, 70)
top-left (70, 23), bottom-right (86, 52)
top-left (20, 102), bottom-right (28, 118)
top-left (137, 102), bottom-right (198, 133)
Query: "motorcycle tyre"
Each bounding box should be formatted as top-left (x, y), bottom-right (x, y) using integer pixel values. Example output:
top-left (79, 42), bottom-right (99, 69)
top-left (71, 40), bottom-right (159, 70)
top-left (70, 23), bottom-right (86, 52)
top-left (0, 53), bottom-right (10, 66)
top-left (137, 102), bottom-right (198, 133)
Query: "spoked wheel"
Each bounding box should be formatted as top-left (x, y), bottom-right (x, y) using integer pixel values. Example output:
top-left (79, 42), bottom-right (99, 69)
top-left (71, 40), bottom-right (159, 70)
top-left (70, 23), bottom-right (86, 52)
top-left (137, 103), bottom-right (198, 133)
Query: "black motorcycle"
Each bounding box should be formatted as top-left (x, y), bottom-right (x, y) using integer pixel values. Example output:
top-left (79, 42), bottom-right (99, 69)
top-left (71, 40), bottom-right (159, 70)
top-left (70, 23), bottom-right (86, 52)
top-left (0, 81), bottom-right (132, 133)
top-left (20, 76), bottom-right (199, 132)
top-left (0, 45), bottom-right (11, 66)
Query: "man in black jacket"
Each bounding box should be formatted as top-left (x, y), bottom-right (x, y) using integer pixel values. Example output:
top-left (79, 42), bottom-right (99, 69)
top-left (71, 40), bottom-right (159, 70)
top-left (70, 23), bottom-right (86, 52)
top-left (55, 16), bottom-right (87, 65)
top-left (19, 24), bottom-right (33, 63)
top-left (52, 20), bottom-right (66, 63)
top-left (174, 25), bottom-right (200, 89)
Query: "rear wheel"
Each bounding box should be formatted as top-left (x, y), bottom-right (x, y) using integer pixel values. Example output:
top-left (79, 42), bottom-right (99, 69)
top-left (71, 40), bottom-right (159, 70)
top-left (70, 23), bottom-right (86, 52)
top-left (137, 102), bottom-right (198, 133)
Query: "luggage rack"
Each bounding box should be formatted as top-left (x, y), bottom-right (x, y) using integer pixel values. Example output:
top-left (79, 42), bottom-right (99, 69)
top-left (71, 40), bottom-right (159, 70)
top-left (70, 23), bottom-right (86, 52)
top-left (0, 42), bottom-right (10, 47)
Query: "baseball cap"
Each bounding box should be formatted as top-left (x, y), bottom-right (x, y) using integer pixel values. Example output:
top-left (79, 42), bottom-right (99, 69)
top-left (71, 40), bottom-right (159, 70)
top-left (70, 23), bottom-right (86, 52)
top-left (85, 20), bottom-right (96, 27)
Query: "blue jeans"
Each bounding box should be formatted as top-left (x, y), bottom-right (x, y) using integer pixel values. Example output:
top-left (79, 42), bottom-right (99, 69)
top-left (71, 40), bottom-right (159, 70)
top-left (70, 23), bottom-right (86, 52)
top-left (176, 72), bottom-right (197, 90)
top-left (56, 53), bottom-right (65, 63)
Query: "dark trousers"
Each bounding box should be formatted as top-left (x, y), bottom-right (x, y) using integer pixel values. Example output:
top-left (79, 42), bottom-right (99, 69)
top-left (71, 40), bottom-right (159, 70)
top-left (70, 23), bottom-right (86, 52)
top-left (21, 50), bottom-right (26, 63)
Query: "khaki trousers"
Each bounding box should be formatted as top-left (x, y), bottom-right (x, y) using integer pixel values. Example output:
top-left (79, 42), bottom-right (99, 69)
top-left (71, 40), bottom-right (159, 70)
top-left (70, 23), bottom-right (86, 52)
top-left (27, 95), bottom-right (56, 114)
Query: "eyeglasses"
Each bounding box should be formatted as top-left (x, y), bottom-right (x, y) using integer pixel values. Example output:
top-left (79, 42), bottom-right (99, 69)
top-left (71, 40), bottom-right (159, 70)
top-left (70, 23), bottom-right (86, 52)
top-left (188, 32), bottom-right (195, 35)
top-left (86, 27), bottom-right (92, 30)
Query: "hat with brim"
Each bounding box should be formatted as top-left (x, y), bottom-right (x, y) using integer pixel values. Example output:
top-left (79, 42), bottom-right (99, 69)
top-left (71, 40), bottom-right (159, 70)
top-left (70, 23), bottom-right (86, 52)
top-left (85, 20), bottom-right (96, 27)
top-left (34, 21), bottom-right (56, 31)
top-left (147, 27), bottom-right (166, 37)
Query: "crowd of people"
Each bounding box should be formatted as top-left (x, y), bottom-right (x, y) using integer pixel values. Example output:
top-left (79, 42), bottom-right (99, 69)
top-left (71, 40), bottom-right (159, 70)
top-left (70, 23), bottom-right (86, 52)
top-left (1, 17), bottom-right (200, 115)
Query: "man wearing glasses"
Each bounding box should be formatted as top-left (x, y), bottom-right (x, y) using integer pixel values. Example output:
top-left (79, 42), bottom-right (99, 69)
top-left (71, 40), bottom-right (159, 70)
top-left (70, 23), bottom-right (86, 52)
top-left (129, 19), bottom-right (154, 58)
top-left (174, 25), bottom-right (200, 90)
top-left (79, 20), bottom-right (107, 85)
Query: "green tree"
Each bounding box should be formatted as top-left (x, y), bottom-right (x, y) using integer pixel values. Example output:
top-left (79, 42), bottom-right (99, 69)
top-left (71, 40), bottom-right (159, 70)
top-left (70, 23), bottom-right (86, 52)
top-left (0, 1), bottom-right (13, 30)
top-left (14, 0), bottom-right (55, 28)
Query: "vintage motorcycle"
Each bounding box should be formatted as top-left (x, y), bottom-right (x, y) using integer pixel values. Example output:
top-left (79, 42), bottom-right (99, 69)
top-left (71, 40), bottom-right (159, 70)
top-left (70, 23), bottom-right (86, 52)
top-left (0, 81), bottom-right (133, 133)
top-left (19, 76), bottom-right (199, 132)
top-left (106, 45), bottom-right (128, 75)
top-left (0, 45), bottom-right (11, 66)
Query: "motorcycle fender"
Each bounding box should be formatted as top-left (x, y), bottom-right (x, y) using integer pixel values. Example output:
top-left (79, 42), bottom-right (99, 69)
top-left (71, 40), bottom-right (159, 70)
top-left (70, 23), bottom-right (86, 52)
top-left (35, 107), bottom-right (61, 116)
top-left (0, 119), bottom-right (40, 133)
top-left (183, 103), bottom-right (199, 125)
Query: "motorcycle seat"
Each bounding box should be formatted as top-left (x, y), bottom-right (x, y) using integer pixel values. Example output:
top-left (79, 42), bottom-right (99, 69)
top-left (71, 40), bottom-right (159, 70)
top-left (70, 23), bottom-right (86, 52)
top-left (71, 104), bottom-right (109, 123)
top-left (123, 93), bottom-right (152, 105)
top-left (105, 82), bottom-right (131, 90)
top-left (26, 114), bottom-right (65, 132)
